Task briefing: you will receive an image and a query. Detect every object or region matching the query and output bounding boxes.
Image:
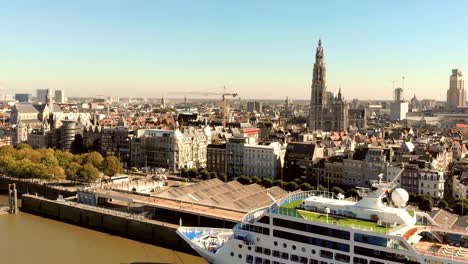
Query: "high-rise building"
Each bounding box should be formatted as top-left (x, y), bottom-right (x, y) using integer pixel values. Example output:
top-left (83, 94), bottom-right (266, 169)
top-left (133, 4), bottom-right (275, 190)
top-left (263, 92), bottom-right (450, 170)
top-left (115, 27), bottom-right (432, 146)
top-left (308, 39), bottom-right (348, 131)
top-left (15, 93), bottom-right (31, 103)
top-left (55, 90), bottom-right (65, 103)
top-left (390, 87), bottom-right (409, 121)
top-left (36, 88), bottom-right (50, 103)
top-left (446, 69), bottom-right (465, 109)
top-left (246, 101), bottom-right (262, 113)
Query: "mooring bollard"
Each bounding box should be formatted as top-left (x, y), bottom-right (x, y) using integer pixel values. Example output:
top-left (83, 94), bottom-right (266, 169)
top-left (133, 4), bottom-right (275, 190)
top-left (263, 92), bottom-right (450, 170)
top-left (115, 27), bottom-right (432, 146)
top-left (8, 183), bottom-right (18, 214)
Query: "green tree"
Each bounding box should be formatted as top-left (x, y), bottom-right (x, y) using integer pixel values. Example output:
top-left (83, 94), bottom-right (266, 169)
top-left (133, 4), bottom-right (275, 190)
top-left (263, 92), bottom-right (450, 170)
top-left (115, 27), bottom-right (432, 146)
top-left (438, 199), bottom-right (449, 209)
top-left (345, 188), bottom-right (360, 198)
top-left (210, 171), bottom-right (219, 180)
top-left (40, 151), bottom-right (59, 168)
top-left (79, 163), bottom-right (100, 181)
top-left (0, 156), bottom-right (17, 175)
top-left (332, 186), bottom-right (345, 195)
top-left (250, 176), bottom-right (262, 185)
top-left (285, 181), bottom-right (299, 192)
top-left (452, 198), bottom-right (468, 216)
top-left (237, 175), bottom-right (251, 185)
top-left (81, 152), bottom-right (104, 168)
top-left (316, 184), bottom-right (327, 192)
top-left (418, 196), bottom-right (433, 212)
top-left (262, 178), bottom-right (273, 188)
top-left (51, 166), bottom-right (66, 181)
top-left (55, 150), bottom-right (75, 167)
top-left (17, 143), bottom-right (32, 150)
top-left (181, 168), bottom-right (188, 178)
top-left (300, 182), bottom-right (313, 191)
top-left (273, 180), bottom-right (284, 188)
top-left (65, 162), bottom-right (82, 181)
top-left (217, 172), bottom-right (227, 182)
top-left (187, 168), bottom-right (199, 179)
top-left (0, 145), bottom-right (16, 157)
top-left (199, 169), bottom-right (210, 180)
top-left (293, 178), bottom-right (303, 185)
top-left (102, 156), bottom-right (122, 176)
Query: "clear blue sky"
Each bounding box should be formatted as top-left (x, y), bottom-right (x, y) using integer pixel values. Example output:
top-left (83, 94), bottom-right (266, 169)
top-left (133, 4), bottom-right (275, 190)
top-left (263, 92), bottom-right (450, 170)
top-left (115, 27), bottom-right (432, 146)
top-left (1, 1), bottom-right (467, 100)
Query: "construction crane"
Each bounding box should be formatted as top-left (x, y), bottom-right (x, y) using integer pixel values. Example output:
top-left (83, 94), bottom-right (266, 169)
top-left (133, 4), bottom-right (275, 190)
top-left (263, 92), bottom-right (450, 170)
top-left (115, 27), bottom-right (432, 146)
top-left (167, 86), bottom-right (238, 127)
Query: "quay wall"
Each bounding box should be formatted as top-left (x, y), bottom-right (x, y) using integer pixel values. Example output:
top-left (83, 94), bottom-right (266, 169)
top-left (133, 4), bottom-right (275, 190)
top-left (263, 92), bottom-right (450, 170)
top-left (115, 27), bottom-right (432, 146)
top-left (21, 194), bottom-right (196, 254)
top-left (0, 177), bottom-right (75, 199)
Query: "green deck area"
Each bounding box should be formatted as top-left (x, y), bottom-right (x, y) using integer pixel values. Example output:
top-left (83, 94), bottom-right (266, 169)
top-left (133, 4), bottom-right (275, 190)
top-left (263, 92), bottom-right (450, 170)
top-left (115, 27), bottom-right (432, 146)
top-left (279, 200), bottom-right (391, 234)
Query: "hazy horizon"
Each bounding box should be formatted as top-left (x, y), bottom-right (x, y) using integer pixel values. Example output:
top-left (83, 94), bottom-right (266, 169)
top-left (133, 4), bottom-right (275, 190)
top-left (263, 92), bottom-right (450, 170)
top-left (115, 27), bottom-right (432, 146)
top-left (1, 1), bottom-right (467, 101)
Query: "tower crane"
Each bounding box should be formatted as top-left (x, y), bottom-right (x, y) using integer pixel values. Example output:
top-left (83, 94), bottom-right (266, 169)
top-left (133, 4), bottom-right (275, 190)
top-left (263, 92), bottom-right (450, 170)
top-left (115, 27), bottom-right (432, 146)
top-left (167, 87), bottom-right (238, 127)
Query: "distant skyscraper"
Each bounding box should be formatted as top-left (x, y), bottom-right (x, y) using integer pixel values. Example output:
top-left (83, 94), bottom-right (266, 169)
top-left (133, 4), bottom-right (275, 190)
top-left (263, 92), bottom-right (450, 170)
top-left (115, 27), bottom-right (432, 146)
top-left (15, 93), bottom-right (31, 103)
top-left (390, 87), bottom-right (409, 121)
top-left (308, 39), bottom-right (348, 131)
top-left (55, 90), bottom-right (65, 103)
top-left (446, 69), bottom-right (465, 109)
top-left (36, 88), bottom-right (49, 103)
top-left (247, 101), bottom-right (262, 113)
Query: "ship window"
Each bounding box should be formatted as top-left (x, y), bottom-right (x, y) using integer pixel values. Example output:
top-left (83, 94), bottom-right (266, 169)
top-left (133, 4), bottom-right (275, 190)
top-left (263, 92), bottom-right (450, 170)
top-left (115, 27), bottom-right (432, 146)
top-left (258, 215), bottom-right (270, 224)
top-left (273, 250), bottom-right (280, 257)
top-left (239, 244), bottom-right (243, 249)
top-left (239, 254), bottom-right (243, 259)
top-left (309, 260), bottom-right (318, 264)
top-left (230, 252), bottom-right (234, 257)
top-left (263, 260), bottom-right (270, 264)
top-left (255, 257), bottom-right (263, 264)
top-left (281, 252), bottom-right (289, 260)
top-left (247, 255), bottom-right (254, 264)
top-left (320, 250), bottom-right (333, 259)
top-left (273, 241), bottom-right (278, 246)
top-left (248, 246), bottom-right (252, 251)
top-left (263, 248), bottom-right (271, 255)
top-left (335, 253), bottom-right (350, 263)
top-left (273, 230), bottom-right (349, 252)
top-left (292, 245), bottom-right (297, 250)
top-left (255, 246), bottom-right (263, 253)
top-left (301, 247), bottom-right (306, 252)
top-left (311, 249), bottom-right (316, 254)
top-left (353, 257), bottom-right (367, 264)
top-left (291, 254), bottom-right (299, 262)
top-left (282, 243), bottom-right (287, 248)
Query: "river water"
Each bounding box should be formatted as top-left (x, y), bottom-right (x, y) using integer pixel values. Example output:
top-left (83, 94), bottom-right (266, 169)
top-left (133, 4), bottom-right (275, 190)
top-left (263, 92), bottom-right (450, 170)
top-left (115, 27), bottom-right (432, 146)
top-left (0, 195), bottom-right (206, 264)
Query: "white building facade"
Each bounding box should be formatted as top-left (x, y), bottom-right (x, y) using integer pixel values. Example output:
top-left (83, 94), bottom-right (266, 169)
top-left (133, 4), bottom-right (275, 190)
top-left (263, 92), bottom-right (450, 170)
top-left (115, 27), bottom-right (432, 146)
top-left (242, 142), bottom-right (284, 180)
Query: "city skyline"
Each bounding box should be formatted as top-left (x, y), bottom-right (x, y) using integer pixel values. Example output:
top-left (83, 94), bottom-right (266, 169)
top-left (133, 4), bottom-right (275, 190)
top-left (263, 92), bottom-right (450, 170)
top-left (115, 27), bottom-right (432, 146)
top-left (1, 1), bottom-right (468, 100)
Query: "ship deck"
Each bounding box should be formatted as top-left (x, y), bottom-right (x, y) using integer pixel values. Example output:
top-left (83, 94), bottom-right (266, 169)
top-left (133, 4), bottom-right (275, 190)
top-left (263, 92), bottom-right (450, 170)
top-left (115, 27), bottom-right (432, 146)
top-left (414, 241), bottom-right (468, 263)
top-left (278, 199), bottom-right (392, 233)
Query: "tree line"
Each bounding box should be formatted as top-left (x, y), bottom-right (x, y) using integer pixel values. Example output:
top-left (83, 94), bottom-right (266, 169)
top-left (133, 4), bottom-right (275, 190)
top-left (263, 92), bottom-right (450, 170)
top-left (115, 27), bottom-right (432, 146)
top-left (0, 144), bottom-right (122, 182)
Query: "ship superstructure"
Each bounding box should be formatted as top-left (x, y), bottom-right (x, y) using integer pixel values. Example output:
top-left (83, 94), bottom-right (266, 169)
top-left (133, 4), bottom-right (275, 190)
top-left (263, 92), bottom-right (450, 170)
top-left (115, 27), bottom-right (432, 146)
top-left (178, 177), bottom-right (468, 264)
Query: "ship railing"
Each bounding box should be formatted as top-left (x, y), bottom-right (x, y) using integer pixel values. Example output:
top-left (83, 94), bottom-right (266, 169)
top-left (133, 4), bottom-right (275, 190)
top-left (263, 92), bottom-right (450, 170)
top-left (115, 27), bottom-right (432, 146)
top-left (242, 206), bottom-right (270, 223)
top-left (275, 190), bottom-right (336, 209)
top-left (416, 248), bottom-right (468, 263)
top-left (276, 207), bottom-right (391, 234)
top-left (178, 226), bottom-right (232, 239)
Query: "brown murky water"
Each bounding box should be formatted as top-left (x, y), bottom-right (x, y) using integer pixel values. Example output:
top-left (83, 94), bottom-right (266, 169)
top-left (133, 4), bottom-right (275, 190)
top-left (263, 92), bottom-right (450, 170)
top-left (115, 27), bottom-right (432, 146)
top-left (0, 196), bottom-right (206, 264)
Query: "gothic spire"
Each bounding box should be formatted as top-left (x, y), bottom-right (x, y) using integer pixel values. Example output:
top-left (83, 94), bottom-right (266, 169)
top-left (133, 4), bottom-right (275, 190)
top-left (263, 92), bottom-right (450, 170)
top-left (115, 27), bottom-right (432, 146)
top-left (316, 39), bottom-right (324, 63)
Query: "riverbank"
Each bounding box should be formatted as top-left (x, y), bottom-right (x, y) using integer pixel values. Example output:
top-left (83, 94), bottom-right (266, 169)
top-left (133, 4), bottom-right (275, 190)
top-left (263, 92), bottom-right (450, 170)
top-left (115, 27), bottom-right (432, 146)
top-left (0, 195), bottom-right (206, 264)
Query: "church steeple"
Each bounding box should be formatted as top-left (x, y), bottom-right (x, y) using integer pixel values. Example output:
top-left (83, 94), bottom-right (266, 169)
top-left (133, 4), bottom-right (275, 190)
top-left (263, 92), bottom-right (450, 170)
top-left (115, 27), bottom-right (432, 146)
top-left (316, 38), bottom-right (324, 63)
top-left (309, 39), bottom-right (327, 130)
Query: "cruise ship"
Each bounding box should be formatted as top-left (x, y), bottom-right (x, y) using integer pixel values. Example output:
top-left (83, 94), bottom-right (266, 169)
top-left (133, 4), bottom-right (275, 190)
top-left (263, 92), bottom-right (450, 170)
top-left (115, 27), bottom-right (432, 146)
top-left (177, 175), bottom-right (468, 264)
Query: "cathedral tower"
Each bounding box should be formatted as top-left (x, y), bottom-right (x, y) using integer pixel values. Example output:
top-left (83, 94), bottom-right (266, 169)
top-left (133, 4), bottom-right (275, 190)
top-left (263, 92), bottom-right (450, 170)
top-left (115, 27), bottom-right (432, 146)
top-left (308, 39), bottom-right (327, 130)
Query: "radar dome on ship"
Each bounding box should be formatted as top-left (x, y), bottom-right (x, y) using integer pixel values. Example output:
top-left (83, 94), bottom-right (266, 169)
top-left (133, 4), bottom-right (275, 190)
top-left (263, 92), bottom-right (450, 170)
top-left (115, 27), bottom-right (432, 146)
top-left (391, 188), bottom-right (409, 207)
